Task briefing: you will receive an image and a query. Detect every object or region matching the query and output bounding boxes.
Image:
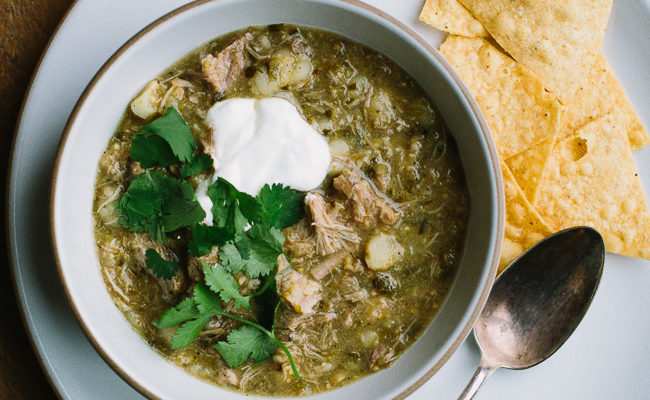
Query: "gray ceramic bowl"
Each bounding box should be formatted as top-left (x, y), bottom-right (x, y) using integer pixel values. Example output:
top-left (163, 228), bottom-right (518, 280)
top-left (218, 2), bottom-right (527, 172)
top-left (51, 0), bottom-right (503, 398)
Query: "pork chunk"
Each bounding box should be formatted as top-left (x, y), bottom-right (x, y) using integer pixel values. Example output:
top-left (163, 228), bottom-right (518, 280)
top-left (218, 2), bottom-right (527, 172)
top-left (282, 219), bottom-right (317, 263)
top-left (276, 261), bottom-right (322, 315)
top-left (305, 192), bottom-right (360, 256)
top-left (201, 36), bottom-right (247, 94)
top-left (130, 233), bottom-right (188, 300)
top-left (333, 170), bottom-right (400, 226)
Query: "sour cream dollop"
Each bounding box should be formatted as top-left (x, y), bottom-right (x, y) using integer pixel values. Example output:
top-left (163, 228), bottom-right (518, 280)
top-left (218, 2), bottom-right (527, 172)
top-left (196, 97), bottom-right (331, 223)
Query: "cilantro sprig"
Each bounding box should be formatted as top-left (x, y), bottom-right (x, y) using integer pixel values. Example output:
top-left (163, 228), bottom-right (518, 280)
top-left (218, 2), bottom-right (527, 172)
top-left (115, 170), bottom-right (205, 242)
top-left (256, 183), bottom-right (305, 229)
top-left (202, 262), bottom-right (251, 310)
top-left (215, 325), bottom-right (276, 367)
top-left (155, 179), bottom-right (303, 378)
top-left (154, 283), bottom-right (299, 379)
top-left (151, 177), bottom-right (303, 379)
top-left (130, 107), bottom-right (197, 167)
top-left (119, 106), bottom-right (304, 379)
top-left (187, 179), bottom-right (303, 258)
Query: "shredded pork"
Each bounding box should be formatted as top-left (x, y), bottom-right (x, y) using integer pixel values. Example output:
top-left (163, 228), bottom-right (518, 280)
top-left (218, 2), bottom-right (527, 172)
top-left (333, 169), bottom-right (400, 226)
top-left (305, 192), bottom-right (360, 256)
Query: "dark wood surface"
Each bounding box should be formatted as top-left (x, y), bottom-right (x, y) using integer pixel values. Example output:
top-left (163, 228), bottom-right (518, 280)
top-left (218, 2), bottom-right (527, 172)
top-left (1, 0), bottom-right (74, 398)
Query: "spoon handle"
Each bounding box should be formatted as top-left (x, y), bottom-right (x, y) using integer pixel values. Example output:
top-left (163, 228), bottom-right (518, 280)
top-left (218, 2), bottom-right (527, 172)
top-left (457, 364), bottom-right (496, 400)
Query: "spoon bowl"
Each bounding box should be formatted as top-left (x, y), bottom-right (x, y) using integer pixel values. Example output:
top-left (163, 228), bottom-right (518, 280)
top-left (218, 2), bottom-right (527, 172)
top-left (459, 226), bottom-right (605, 399)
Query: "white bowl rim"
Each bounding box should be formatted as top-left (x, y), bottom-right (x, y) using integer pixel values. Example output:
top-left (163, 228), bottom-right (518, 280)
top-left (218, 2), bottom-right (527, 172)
top-left (50, 0), bottom-right (504, 399)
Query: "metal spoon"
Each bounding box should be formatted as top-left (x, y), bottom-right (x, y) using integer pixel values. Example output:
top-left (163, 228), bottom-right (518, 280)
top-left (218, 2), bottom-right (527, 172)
top-left (459, 226), bottom-right (605, 399)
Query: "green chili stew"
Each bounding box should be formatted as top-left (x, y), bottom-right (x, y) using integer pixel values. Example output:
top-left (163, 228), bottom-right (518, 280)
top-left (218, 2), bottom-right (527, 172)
top-left (93, 24), bottom-right (469, 396)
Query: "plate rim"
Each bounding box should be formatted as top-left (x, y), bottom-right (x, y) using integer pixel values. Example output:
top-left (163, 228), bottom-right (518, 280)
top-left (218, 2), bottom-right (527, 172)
top-left (5, 1), bottom-right (79, 398)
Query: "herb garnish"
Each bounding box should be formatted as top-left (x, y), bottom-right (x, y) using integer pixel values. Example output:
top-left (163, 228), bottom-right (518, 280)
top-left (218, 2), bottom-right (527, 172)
top-left (130, 107), bottom-right (197, 167)
top-left (155, 178), bottom-right (302, 378)
top-left (187, 179), bottom-right (304, 259)
top-left (187, 224), bottom-right (231, 256)
top-left (114, 170), bottom-right (205, 242)
top-left (215, 325), bottom-right (277, 367)
top-left (118, 107), bottom-right (302, 379)
top-left (154, 281), bottom-right (300, 379)
top-left (202, 261), bottom-right (251, 310)
top-left (208, 178), bottom-right (258, 230)
top-left (145, 249), bottom-right (179, 279)
top-left (255, 183), bottom-right (305, 229)
top-left (180, 153), bottom-right (214, 178)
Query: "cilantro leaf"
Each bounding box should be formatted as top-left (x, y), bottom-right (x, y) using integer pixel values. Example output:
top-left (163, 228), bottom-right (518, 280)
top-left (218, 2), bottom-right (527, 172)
top-left (230, 205), bottom-right (249, 236)
top-left (188, 224), bottom-right (232, 257)
top-left (220, 179), bottom-right (260, 223)
top-left (114, 175), bottom-right (165, 240)
top-left (215, 325), bottom-right (277, 367)
top-left (141, 107), bottom-right (196, 163)
top-left (129, 107), bottom-right (197, 167)
top-left (208, 178), bottom-right (260, 227)
top-left (180, 153), bottom-right (213, 178)
top-left (171, 314), bottom-right (213, 349)
top-left (193, 282), bottom-right (222, 314)
top-left (115, 170), bottom-right (204, 241)
top-left (237, 257), bottom-right (273, 279)
top-left (236, 193), bottom-right (262, 224)
top-left (251, 224), bottom-right (285, 252)
top-left (207, 178), bottom-right (237, 228)
top-left (233, 233), bottom-right (252, 260)
top-left (166, 283), bottom-right (222, 349)
top-left (153, 297), bottom-right (200, 328)
top-left (245, 224), bottom-right (284, 276)
top-left (130, 134), bottom-right (179, 168)
top-left (217, 225), bottom-right (283, 279)
top-left (161, 197), bottom-right (206, 232)
top-left (145, 249), bottom-right (179, 279)
top-left (202, 262), bottom-right (251, 310)
top-left (225, 236), bottom-right (266, 278)
top-left (174, 196), bottom-right (207, 225)
top-left (256, 183), bottom-right (305, 229)
top-left (218, 242), bottom-right (246, 274)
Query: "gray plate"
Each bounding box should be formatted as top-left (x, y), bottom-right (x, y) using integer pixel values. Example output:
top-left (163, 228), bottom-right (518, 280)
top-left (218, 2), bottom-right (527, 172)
top-left (8, 0), bottom-right (650, 399)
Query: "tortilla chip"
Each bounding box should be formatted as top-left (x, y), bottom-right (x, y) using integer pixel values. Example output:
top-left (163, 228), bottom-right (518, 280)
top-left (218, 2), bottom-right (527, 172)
top-left (500, 161), bottom-right (553, 273)
top-left (419, 0), bottom-right (488, 38)
top-left (535, 114), bottom-right (650, 260)
top-left (459, 0), bottom-right (612, 102)
top-left (439, 36), bottom-right (562, 159)
top-left (561, 54), bottom-right (650, 151)
top-left (505, 135), bottom-right (556, 203)
top-left (506, 54), bottom-right (649, 206)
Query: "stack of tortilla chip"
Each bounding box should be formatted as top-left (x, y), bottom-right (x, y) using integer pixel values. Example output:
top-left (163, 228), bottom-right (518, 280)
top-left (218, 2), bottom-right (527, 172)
top-left (420, 0), bottom-right (650, 271)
